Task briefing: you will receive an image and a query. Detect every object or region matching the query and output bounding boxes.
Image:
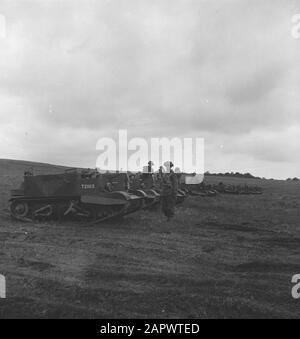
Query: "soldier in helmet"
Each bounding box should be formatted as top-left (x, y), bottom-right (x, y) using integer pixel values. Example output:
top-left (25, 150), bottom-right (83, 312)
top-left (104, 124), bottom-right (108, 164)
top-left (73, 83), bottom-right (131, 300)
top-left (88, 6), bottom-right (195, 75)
top-left (148, 161), bottom-right (154, 174)
top-left (161, 161), bottom-right (178, 221)
top-left (141, 161), bottom-right (155, 189)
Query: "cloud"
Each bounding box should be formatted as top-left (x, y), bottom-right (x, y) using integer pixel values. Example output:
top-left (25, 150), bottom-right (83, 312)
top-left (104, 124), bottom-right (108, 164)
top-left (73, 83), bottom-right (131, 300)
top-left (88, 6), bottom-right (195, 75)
top-left (0, 0), bottom-right (299, 178)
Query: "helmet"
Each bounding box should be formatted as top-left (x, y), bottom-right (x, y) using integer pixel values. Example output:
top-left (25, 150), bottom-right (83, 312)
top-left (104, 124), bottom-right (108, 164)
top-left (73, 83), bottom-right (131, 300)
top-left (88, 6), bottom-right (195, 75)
top-left (164, 161), bottom-right (174, 168)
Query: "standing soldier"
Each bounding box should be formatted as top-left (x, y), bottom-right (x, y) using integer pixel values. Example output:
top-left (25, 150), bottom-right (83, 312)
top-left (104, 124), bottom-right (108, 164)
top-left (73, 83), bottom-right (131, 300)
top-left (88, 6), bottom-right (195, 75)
top-left (147, 161), bottom-right (154, 174)
top-left (142, 161), bottom-right (155, 189)
top-left (161, 161), bottom-right (178, 221)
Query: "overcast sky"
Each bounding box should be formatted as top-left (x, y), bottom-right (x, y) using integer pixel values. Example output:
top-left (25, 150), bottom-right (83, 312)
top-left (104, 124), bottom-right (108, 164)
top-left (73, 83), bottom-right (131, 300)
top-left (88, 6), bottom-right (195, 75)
top-left (0, 0), bottom-right (299, 178)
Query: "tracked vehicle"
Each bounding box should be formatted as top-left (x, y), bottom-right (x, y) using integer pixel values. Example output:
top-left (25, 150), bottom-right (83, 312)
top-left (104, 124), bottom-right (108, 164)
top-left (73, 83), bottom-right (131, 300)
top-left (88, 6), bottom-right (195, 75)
top-left (129, 172), bottom-right (161, 208)
top-left (129, 171), bottom-right (187, 206)
top-left (9, 169), bottom-right (144, 223)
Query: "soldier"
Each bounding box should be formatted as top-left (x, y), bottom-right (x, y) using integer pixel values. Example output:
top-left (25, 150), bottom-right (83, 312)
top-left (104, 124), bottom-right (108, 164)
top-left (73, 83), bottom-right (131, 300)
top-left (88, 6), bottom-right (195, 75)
top-left (158, 165), bottom-right (165, 176)
top-left (142, 161), bottom-right (155, 189)
top-left (174, 167), bottom-right (182, 185)
top-left (148, 161), bottom-right (154, 174)
top-left (161, 161), bottom-right (178, 221)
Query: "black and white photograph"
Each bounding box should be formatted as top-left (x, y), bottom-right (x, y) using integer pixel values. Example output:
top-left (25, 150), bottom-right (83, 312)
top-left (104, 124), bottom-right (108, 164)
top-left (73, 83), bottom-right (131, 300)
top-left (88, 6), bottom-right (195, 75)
top-left (0, 0), bottom-right (300, 322)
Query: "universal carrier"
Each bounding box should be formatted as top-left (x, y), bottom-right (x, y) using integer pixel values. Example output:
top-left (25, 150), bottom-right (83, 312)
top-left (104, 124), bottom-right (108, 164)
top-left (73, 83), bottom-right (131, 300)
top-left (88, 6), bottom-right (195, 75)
top-left (9, 169), bottom-right (154, 223)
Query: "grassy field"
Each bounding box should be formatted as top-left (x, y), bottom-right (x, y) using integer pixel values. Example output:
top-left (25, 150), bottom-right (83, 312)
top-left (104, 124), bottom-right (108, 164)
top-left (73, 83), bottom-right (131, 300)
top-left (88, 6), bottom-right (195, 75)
top-left (0, 159), bottom-right (300, 318)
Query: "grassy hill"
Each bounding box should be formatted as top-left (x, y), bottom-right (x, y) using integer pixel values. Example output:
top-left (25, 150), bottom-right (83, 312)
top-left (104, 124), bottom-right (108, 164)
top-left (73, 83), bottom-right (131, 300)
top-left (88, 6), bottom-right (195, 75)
top-left (0, 159), bottom-right (72, 177)
top-left (0, 159), bottom-right (74, 210)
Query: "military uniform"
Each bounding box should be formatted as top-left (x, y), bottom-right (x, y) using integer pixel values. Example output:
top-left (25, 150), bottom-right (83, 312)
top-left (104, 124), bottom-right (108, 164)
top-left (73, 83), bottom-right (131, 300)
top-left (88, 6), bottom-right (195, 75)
top-left (161, 166), bottom-right (178, 220)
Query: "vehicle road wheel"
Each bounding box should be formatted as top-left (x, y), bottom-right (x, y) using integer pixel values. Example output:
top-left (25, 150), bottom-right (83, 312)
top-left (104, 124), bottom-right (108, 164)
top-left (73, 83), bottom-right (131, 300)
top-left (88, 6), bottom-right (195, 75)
top-left (10, 200), bottom-right (29, 218)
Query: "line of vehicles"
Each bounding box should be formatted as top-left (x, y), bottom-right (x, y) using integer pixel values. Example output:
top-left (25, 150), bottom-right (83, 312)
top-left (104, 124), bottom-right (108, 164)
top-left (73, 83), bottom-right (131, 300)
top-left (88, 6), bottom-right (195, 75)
top-left (9, 168), bottom-right (187, 223)
top-left (9, 167), bottom-right (262, 223)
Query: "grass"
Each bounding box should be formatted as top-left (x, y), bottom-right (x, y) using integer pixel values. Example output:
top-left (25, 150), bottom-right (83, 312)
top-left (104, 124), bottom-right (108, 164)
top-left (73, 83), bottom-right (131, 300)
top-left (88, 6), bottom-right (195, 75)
top-left (0, 159), bottom-right (300, 318)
